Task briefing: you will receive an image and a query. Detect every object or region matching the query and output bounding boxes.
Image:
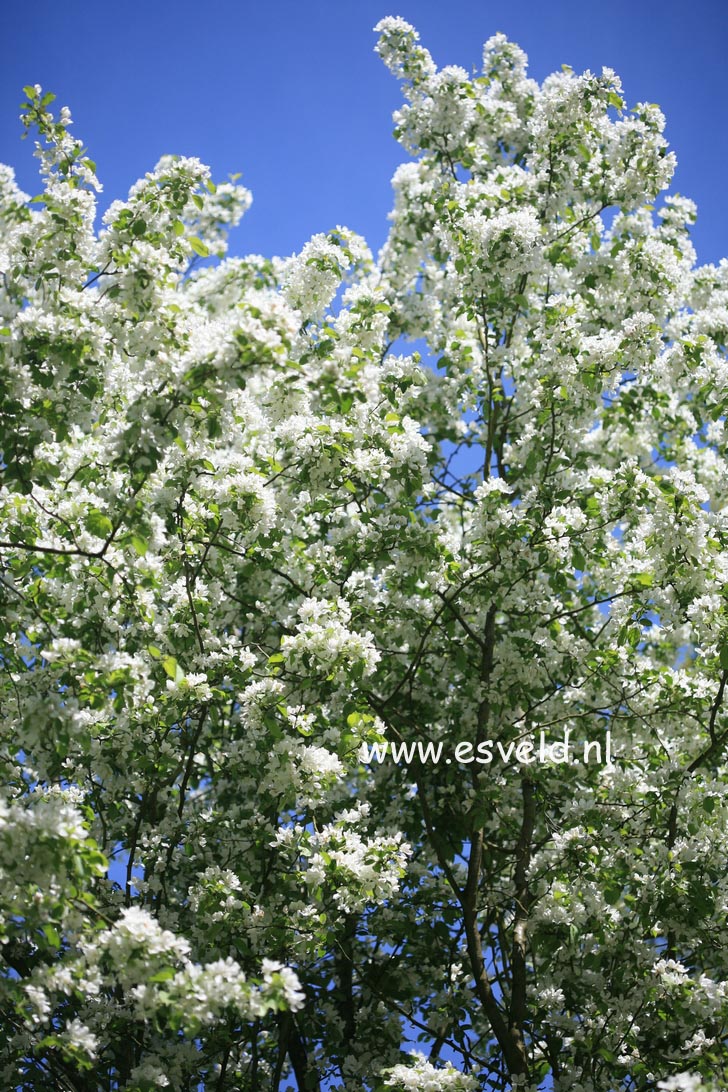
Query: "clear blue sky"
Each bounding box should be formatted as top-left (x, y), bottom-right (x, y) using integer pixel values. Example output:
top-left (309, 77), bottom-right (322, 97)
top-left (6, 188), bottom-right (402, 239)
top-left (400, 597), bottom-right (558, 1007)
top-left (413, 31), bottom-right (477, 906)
top-left (2, 0), bottom-right (726, 265)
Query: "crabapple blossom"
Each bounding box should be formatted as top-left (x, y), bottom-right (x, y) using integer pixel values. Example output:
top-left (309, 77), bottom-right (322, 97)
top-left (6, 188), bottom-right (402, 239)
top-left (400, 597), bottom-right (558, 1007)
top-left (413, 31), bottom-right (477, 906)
top-left (1, 22), bottom-right (728, 1092)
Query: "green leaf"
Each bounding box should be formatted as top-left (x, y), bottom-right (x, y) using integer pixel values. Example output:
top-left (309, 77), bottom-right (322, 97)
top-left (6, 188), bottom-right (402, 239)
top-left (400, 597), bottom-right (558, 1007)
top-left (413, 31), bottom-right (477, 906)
top-left (188, 236), bottom-right (209, 258)
top-left (162, 656), bottom-right (180, 680)
top-left (130, 533), bottom-right (148, 556)
top-left (173, 219), bottom-right (185, 236)
top-left (85, 510), bottom-right (113, 538)
top-left (720, 645), bottom-right (728, 672)
top-left (42, 923), bottom-right (61, 949)
top-left (149, 966), bottom-right (177, 983)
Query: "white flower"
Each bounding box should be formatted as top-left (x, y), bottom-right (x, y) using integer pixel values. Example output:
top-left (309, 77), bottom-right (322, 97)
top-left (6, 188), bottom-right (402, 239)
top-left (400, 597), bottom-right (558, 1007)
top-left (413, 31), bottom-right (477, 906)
top-left (383, 1052), bottom-right (477, 1090)
top-left (261, 959), bottom-right (306, 1011)
top-left (63, 1018), bottom-right (98, 1060)
top-left (95, 907), bottom-right (191, 964)
top-left (658, 1076), bottom-right (713, 1092)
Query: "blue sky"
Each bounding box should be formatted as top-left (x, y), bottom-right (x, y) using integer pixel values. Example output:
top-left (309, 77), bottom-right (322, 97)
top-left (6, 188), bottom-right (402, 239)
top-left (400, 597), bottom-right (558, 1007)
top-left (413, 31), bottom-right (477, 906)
top-left (2, 1), bottom-right (726, 266)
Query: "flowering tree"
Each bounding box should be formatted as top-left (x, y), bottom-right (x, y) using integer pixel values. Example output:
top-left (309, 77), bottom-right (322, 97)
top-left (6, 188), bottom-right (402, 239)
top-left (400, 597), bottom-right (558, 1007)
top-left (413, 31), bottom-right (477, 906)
top-left (1, 16), bottom-right (728, 1092)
